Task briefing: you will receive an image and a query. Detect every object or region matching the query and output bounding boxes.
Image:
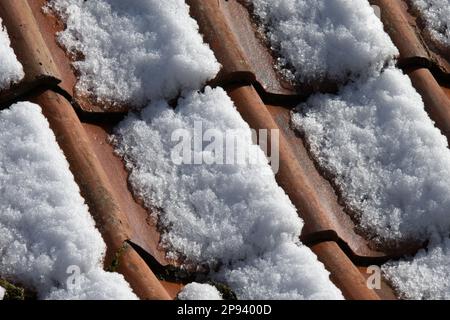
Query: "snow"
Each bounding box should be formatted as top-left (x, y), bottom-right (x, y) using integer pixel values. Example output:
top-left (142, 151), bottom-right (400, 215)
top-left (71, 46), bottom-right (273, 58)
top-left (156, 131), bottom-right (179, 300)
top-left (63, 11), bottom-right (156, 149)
top-left (0, 285), bottom-right (5, 300)
top-left (0, 18), bottom-right (25, 90)
top-left (46, 269), bottom-right (138, 300)
top-left (46, 0), bottom-right (220, 109)
top-left (177, 283), bottom-right (223, 300)
top-left (292, 67), bottom-right (450, 245)
top-left (112, 87), bottom-right (343, 300)
top-left (250, 0), bottom-right (398, 84)
top-left (383, 236), bottom-right (450, 300)
top-left (218, 242), bottom-right (344, 300)
top-left (0, 102), bottom-right (137, 300)
top-left (261, 0), bottom-right (450, 299)
top-left (411, 0), bottom-right (450, 48)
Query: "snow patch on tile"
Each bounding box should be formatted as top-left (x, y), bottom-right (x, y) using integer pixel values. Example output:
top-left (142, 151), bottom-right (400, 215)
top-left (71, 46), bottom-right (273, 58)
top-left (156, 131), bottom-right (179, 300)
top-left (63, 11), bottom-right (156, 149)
top-left (46, 0), bottom-right (220, 108)
top-left (0, 102), bottom-right (137, 300)
top-left (0, 285), bottom-right (5, 300)
top-left (0, 18), bottom-right (24, 90)
top-left (113, 87), bottom-right (301, 264)
top-left (383, 236), bottom-right (450, 300)
top-left (411, 0), bottom-right (450, 48)
top-left (177, 283), bottom-right (223, 300)
top-left (250, 0), bottom-right (398, 84)
top-left (292, 67), bottom-right (450, 244)
top-left (112, 87), bottom-right (343, 300)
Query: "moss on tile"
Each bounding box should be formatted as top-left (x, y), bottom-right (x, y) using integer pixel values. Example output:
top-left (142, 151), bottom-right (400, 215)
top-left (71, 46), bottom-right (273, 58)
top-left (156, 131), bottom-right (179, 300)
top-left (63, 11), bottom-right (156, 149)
top-left (0, 278), bottom-right (36, 300)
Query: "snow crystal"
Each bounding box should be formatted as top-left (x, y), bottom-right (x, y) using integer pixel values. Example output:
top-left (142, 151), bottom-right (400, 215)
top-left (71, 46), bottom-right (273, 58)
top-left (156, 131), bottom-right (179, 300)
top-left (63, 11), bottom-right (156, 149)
top-left (113, 87), bottom-right (343, 300)
top-left (0, 102), bottom-right (137, 300)
top-left (292, 67), bottom-right (450, 244)
top-left (0, 18), bottom-right (24, 90)
top-left (177, 283), bottom-right (223, 300)
top-left (411, 0), bottom-right (450, 48)
top-left (383, 236), bottom-right (450, 300)
top-left (0, 285), bottom-right (5, 300)
top-left (250, 0), bottom-right (398, 84)
top-left (46, 0), bottom-right (220, 108)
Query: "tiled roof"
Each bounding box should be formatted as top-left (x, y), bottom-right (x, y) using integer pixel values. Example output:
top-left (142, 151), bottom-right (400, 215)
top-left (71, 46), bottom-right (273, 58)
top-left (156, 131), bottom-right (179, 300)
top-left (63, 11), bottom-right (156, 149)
top-left (0, 0), bottom-right (449, 300)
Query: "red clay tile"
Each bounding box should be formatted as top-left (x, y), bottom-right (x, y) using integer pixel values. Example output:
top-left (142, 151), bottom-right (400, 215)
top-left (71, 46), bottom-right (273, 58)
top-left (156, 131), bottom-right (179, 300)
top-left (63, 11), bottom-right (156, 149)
top-left (27, 0), bottom-right (78, 99)
top-left (370, 0), bottom-right (429, 67)
top-left (26, 0), bottom-right (130, 113)
top-left (357, 266), bottom-right (397, 300)
top-left (0, 0), bottom-right (60, 105)
top-left (5, 0), bottom-right (435, 300)
top-left (81, 121), bottom-right (171, 268)
top-left (186, 0), bottom-right (256, 86)
top-left (187, 0), bottom-right (319, 104)
top-left (442, 83), bottom-right (450, 102)
top-left (402, 0), bottom-right (450, 72)
top-left (225, 84), bottom-right (418, 262)
top-left (371, 0), bottom-right (450, 78)
top-left (117, 243), bottom-right (172, 300)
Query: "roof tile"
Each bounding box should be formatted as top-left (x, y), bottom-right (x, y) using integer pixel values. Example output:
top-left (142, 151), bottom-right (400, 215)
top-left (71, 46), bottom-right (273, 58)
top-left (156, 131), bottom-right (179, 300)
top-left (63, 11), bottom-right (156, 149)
top-left (3, 0), bottom-right (450, 300)
top-left (0, 0), bottom-right (60, 106)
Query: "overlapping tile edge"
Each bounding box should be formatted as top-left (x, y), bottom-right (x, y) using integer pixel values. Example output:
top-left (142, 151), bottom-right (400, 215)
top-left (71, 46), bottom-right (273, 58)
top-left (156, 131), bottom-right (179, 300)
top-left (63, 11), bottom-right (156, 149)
top-left (0, 0), bottom-right (450, 300)
top-left (48, 0), bottom-right (346, 300)
top-left (0, 102), bottom-right (137, 300)
top-left (0, 18), bottom-right (24, 91)
top-left (1, 0), bottom-right (172, 300)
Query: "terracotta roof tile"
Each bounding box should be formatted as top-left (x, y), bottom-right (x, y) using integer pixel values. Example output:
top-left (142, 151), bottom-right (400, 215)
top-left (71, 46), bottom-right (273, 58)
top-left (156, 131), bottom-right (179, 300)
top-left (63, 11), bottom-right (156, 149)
top-left (187, 0), bottom-right (298, 99)
top-left (311, 241), bottom-right (381, 300)
top-left (371, 0), bottom-right (450, 77)
top-left (0, 0), bottom-right (60, 106)
top-left (30, 90), bottom-right (173, 299)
